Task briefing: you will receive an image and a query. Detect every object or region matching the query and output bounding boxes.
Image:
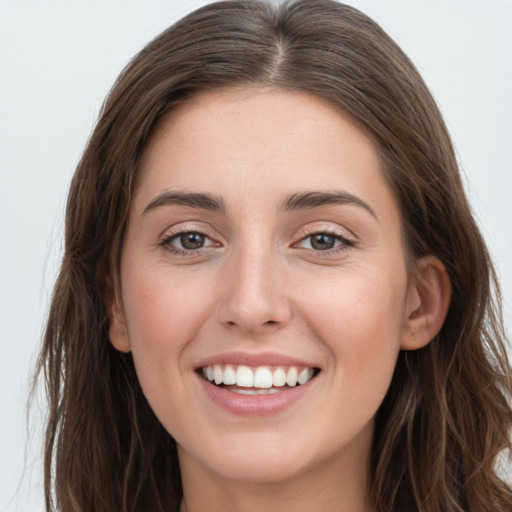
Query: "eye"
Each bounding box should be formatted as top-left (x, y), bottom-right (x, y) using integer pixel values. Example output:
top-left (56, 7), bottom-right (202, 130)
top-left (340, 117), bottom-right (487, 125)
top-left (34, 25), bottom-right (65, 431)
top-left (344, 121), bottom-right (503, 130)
top-left (161, 230), bottom-right (217, 253)
top-left (176, 232), bottom-right (208, 250)
top-left (297, 231), bottom-right (354, 252)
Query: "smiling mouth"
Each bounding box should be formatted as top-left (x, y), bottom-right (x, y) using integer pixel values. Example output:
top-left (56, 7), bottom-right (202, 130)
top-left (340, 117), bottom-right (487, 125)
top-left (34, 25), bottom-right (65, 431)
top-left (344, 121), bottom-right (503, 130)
top-left (200, 364), bottom-right (320, 395)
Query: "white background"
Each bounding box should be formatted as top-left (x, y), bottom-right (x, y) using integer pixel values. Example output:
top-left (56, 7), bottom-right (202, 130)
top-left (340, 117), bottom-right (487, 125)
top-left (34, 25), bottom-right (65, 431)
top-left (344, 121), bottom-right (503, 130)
top-left (1, 1), bottom-right (511, 510)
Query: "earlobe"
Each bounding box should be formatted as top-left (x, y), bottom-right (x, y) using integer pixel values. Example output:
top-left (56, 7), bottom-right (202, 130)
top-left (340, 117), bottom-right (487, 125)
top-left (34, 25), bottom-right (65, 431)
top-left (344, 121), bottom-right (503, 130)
top-left (103, 277), bottom-right (131, 353)
top-left (401, 255), bottom-right (451, 351)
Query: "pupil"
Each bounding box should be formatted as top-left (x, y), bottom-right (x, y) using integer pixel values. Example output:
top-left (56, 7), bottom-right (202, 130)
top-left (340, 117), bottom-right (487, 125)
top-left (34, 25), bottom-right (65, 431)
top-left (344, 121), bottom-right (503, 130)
top-left (180, 232), bottom-right (205, 250)
top-left (311, 234), bottom-right (335, 250)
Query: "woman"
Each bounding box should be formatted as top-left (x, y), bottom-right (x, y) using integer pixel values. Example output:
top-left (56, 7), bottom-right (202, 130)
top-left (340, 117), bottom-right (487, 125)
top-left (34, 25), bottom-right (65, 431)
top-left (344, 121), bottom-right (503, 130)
top-left (38, 1), bottom-right (512, 511)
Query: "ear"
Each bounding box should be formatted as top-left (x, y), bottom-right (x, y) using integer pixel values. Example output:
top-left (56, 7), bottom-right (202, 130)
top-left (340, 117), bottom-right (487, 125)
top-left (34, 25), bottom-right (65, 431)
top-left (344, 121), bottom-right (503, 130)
top-left (401, 255), bottom-right (451, 351)
top-left (103, 276), bottom-right (131, 353)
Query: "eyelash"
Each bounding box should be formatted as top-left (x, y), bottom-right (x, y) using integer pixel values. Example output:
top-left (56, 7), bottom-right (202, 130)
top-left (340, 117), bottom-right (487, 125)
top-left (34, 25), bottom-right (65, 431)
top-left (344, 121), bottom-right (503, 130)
top-left (160, 229), bottom-right (218, 256)
top-left (159, 228), bottom-right (355, 256)
top-left (295, 228), bottom-right (355, 255)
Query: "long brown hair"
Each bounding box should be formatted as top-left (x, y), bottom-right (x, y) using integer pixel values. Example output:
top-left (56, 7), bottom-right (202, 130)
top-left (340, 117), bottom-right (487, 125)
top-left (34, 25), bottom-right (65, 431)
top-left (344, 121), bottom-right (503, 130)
top-left (37, 1), bottom-right (512, 510)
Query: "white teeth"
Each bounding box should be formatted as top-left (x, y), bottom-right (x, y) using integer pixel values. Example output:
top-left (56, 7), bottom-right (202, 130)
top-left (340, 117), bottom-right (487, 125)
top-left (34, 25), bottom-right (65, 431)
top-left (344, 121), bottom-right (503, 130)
top-left (286, 367), bottom-right (298, 387)
top-left (223, 364), bottom-right (236, 385)
top-left (201, 364), bottom-right (316, 389)
top-left (213, 364), bottom-right (223, 385)
top-left (253, 367), bottom-right (273, 388)
top-left (236, 365), bottom-right (254, 387)
top-left (298, 368), bottom-right (312, 385)
top-left (272, 368), bottom-right (287, 387)
top-left (233, 388), bottom-right (281, 395)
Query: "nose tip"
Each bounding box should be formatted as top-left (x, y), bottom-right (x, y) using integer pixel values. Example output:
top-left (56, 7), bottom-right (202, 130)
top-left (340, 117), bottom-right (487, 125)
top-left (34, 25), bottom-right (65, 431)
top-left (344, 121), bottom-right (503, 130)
top-left (216, 255), bottom-right (292, 334)
top-left (219, 296), bottom-right (290, 333)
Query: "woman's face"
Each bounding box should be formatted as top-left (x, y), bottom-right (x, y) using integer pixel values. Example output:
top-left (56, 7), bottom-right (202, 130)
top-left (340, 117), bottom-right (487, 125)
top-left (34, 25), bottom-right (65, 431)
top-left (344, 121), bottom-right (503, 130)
top-left (113, 88), bottom-right (420, 486)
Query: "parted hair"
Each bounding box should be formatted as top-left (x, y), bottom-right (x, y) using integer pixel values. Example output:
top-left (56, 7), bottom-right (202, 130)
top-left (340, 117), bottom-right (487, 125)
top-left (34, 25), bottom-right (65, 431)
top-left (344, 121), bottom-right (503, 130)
top-left (37, 1), bottom-right (512, 510)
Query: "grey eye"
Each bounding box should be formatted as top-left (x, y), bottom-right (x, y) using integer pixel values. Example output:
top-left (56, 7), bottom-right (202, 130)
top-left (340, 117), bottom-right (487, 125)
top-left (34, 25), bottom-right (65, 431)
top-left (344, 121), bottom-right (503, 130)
top-left (161, 229), bottom-right (218, 254)
top-left (296, 231), bottom-right (353, 252)
top-left (178, 232), bottom-right (206, 250)
top-left (309, 233), bottom-right (337, 250)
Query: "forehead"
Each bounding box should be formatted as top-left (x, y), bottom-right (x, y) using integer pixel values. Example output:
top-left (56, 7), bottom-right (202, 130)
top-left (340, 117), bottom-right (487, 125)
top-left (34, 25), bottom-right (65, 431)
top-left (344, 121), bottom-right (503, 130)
top-left (135, 87), bottom-right (394, 219)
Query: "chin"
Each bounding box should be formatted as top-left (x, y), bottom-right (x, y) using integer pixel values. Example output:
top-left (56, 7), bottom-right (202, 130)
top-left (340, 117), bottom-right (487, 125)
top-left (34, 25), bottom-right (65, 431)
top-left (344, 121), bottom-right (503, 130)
top-left (178, 431), bottom-right (319, 485)
top-left (210, 455), bottom-right (311, 485)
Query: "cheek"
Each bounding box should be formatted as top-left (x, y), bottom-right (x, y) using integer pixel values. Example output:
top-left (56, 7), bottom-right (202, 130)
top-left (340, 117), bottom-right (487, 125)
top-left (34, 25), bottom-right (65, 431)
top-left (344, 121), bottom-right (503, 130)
top-left (120, 267), bottom-right (215, 404)
top-left (123, 266), bottom-right (209, 350)
top-left (119, 268), bottom-right (221, 441)
top-left (301, 266), bottom-right (407, 394)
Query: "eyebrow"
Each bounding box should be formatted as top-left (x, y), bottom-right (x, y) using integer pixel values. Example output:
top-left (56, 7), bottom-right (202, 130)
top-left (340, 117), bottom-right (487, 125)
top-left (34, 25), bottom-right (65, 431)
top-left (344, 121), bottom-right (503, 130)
top-left (142, 189), bottom-right (376, 219)
top-left (142, 191), bottom-right (225, 215)
top-left (281, 191), bottom-right (377, 218)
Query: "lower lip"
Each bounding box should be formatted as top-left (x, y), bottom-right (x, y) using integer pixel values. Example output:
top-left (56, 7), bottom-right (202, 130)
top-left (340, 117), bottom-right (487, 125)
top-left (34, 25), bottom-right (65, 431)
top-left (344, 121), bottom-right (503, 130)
top-left (197, 374), bottom-right (317, 416)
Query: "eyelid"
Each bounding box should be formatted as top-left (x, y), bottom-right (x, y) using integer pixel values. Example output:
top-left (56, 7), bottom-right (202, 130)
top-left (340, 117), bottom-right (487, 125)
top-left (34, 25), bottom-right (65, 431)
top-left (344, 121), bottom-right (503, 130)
top-left (158, 222), bottom-right (223, 254)
top-left (167, 232), bottom-right (216, 248)
top-left (299, 222), bottom-right (356, 242)
top-left (292, 223), bottom-right (357, 254)
top-left (301, 223), bottom-right (354, 237)
top-left (159, 221), bottom-right (219, 241)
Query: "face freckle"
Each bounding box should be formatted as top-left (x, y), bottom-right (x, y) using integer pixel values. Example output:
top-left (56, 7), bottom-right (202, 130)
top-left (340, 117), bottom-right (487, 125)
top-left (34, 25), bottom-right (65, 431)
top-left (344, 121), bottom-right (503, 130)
top-left (111, 87), bottom-right (417, 492)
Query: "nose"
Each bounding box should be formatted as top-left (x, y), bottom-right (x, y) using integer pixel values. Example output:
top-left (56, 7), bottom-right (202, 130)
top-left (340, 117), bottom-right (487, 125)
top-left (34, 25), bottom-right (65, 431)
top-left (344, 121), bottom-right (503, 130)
top-left (216, 243), bottom-right (292, 334)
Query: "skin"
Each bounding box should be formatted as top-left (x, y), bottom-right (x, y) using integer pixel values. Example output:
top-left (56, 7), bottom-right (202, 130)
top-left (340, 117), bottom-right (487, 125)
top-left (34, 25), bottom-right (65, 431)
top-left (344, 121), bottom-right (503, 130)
top-left (108, 88), bottom-right (450, 512)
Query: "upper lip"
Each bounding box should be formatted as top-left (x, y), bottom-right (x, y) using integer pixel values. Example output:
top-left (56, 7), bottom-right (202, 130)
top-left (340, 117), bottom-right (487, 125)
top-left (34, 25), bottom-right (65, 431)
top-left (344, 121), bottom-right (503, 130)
top-left (195, 351), bottom-right (319, 369)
